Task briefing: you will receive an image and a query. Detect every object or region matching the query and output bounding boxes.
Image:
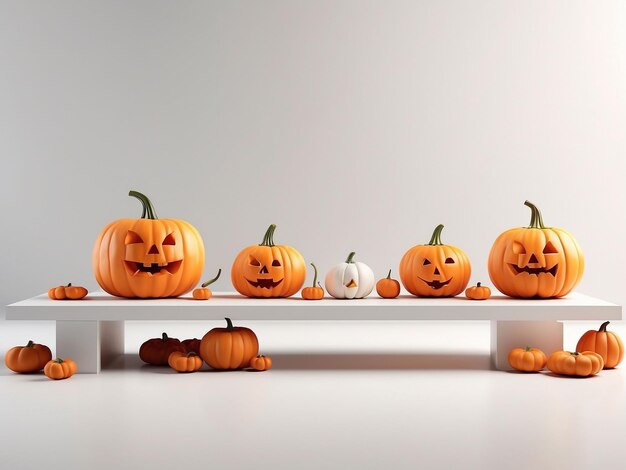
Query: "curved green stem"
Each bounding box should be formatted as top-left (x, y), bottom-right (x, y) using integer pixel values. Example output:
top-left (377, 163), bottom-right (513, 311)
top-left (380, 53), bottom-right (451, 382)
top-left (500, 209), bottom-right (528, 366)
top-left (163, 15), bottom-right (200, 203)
top-left (310, 263), bottom-right (319, 287)
top-left (259, 224), bottom-right (276, 247)
top-left (428, 224), bottom-right (445, 245)
top-left (201, 269), bottom-right (222, 287)
top-left (129, 190), bottom-right (159, 220)
top-left (225, 318), bottom-right (234, 330)
top-left (386, 269), bottom-right (392, 279)
top-left (346, 252), bottom-right (356, 263)
top-left (524, 201), bottom-right (545, 229)
top-left (26, 340), bottom-right (34, 348)
top-left (599, 321), bottom-right (610, 332)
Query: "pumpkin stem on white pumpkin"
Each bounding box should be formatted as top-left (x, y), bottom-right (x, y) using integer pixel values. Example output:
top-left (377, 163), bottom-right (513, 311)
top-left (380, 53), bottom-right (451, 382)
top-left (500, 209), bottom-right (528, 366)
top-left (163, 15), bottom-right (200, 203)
top-left (346, 252), bottom-right (356, 263)
top-left (259, 224), bottom-right (277, 247)
top-left (201, 269), bottom-right (222, 287)
top-left (310, 263), bottom-right (319, 286)
top-left (599, 321), bottom-right (610, 332)
top-left (428, 224), bottom-right (445, 246)
top-left (129, 190), bottom-right (159, 220)
top-left (524, 201), bottom-right (546, 229)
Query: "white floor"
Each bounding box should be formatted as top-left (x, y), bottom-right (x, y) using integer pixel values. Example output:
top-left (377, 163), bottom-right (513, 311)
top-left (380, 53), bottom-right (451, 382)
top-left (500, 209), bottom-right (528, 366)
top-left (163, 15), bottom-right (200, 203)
top-left (1, 319), bottom-right (625, 470)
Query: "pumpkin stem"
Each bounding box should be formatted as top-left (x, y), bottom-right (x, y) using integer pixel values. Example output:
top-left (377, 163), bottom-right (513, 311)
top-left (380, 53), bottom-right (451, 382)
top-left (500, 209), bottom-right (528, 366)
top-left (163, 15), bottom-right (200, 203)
top-left (524, 201), bottom-right (546, 229)
top-left (187, 352), bottom-right (198, 357)
top-left (259, 224), bottom-right (277, 247)
top-left (386, 269), bottom-right (392, 279)
top-left (569, 351), bottom-right (580, 356)
top-left (345, 252), bottom-right (356, 263)
top-left (477, 282), bottom-right (481, 287)
top-left (201, 269), bottom-right (222, 288)
top-left (524, 346), bottom-right (532, 352)
top-left (599, 321), bottom-right (610, 332)
top-left (427, 224), bottom-right (445, 246)
top-left (67, 283), bottom-right (72, 287)
top-left (317, 282), bottom-right (323, 289)
top-left (129, 190), bottom-right (159, 220)
top-left (26, 340), bottom-right (34, 348)
top-left (224, 317), bottom-right (234, 330)
top-left (55, 358), bottom-right (64, 364)
top-left (161, 332), bottom-right (169, 341)
top-left (310, 263), bottom-right (319, 287)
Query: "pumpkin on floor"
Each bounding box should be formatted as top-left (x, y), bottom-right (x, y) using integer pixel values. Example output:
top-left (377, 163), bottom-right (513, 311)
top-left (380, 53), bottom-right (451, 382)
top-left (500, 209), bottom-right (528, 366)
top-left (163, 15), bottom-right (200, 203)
top-left (399, 224), bottom-right (471, 298)
top-left (376, 270), bottom-right (401, 299)
top-left (44, 358), bottom-right (77, 380)
top-left (4, 340), bottom-right (52, 373)
top-left (325, 252), bottom-right (375, 299)
top-left (231, 224), bottom-right (306, 298)
top-left (465, 282), bottom-right (491, 300)
top-left (249, 355), bottom-right (272, 371)
top-left (488, 201), bottom-right (584, 298)
top-left (93, 190), bottom-right (205, 298)
top-left (547, 351), bottom-right (604, 377)
top-left (48, 283), bottom-right (88, 300)
top-left (139, 332), bottom-right (185, 365)
top-left (168, 351), bottom-right (203, 373)
top-left (508, 346), bottom-right (547, 372)
top-left (192, 269), bottom-right (221, 300)
top-left (576, 321), bottom-right (623, 369)
top-left (181, 338), bottom-right (201, 355)
top-left (301, 263), bottom-right (324, 300)
top-left (200, 318), bottom-right (259, 370)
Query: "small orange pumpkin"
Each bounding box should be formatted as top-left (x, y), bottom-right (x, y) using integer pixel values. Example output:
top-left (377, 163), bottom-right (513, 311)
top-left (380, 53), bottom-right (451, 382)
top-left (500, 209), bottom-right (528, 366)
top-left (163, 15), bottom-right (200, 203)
top-left (576, 321), bottom-right (624, 369)
top-left (193, 269), bottom-right (221, 300)
top-left (508, 346), bottom-right (547, 372)
top-left (231, 224), bottom-right (306, 298)
top-left (168, 351), bottom-right (203, 373)
top-left (547, 351), bottom-right (604, 377)
top-left (399, 224), bottom-right (472, 297)
top-left (376, 270), bottom-right (401, 299)
top-left (465, 282), bottom-right (491, 300)
top-left (249, 355), bottom-right (272, 371)
top-left (139, 332), bottom-right (185, 365)
top-left (181, 338), bottom-right (201, 355)
top-left (4, 340), bottom-right (52, 373)
top-left (44, 357), bottom-right (77, 380)
top-left (48, 283), bottom-right (88, 300)
top-left (200, 318), bottom-right (259, 370)
top-left (301, 263), bottom-right (324, 300)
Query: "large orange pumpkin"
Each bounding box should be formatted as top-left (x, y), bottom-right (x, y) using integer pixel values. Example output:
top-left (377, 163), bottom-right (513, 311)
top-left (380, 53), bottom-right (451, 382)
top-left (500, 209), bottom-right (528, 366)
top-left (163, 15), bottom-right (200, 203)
top-left (92, 190), bottom-right (205, 298)
top-left (4, 340), bottom-right (52, 373)
top-left (231, 224), bottom-right (306, 298)
top-left (200, 318), bottom-right (259, 370)
top-left (576, 321), bottom-right (624, 369)
top-left (399, 224), bottom-right (471, 297)
top-left (488, 201), bottom-right (584, 298)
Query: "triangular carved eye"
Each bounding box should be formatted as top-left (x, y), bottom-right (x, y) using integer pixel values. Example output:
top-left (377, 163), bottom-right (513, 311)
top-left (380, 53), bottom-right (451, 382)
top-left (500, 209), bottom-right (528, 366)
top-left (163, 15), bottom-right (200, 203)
top-left (272, 260), bottom-right (281, 267)
top-left (445, 258), bottom-right (455, 264)
top-left (249, 256), bottom-right (261, 267)
top-left (423, 259), bottom-right (431, 266)
top-left (163, 233), bottom-right (176, 246)
top-left (125, 231), bottom-right (144, 245)
top-left (543, 241), bottom-right (558, 254)
top-left (512, 241), bottom-right (526, 255)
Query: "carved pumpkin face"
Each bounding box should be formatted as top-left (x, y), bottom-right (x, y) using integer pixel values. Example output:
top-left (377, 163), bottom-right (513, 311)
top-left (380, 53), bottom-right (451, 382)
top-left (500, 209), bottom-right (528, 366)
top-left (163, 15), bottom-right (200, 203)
top-left (399, 224), bottom-right (471, 297)
top-left (488, 201), bottom-right (583, 298)
top-left (93, 191), bottom-right (205, 298)
top-left (231, 224), bottom-right (306, 298)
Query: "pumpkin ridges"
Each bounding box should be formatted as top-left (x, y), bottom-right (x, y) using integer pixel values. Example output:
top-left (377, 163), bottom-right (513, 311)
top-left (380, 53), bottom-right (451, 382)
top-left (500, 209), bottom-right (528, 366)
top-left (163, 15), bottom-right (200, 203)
top-left (553, 227), bottom-right (584, 297)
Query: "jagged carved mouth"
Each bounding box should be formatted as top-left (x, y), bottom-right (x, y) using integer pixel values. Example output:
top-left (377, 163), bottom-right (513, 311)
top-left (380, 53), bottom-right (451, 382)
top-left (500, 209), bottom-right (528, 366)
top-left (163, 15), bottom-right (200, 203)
top-left (124, 260), bottom-right (182, 276)
top-left (509, 264), bottom-right (558, 276)
top-left (247, 278), bottom-right (283, 289)
top-left (418, 277), bottom-right (452, 290)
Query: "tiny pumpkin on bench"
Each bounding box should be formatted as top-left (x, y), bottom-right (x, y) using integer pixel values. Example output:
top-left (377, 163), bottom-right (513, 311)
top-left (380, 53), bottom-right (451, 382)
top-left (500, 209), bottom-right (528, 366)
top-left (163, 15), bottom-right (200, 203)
top-left (508, 346), bottom-right (547, 372)
top-left (249, 355), bottom-right (272, 371)
top-left (465, 282), bottom-right (491, 300)
top-left (576, 321), bottom-right (624, 369)
top-left (139, 332), bottom-right (185, 366)
top-left (200, 318), bottom-right (259, 370)
top-left (168, 351), bottom-right (203, 373)
top-left (301, 263), bottom-right (324, 300)
top-left (44, 357), bottom-right (77, 380)
top-left (193, 269), bottom-right (221, 300)
top-left (4, 340), bottom-right (52, 373)
top-left (376, 270), bottom-right (401, 299)
top-left (547, 351), bottom-right (604, 377)
top-left (48, 283), bottom-right (88, 300)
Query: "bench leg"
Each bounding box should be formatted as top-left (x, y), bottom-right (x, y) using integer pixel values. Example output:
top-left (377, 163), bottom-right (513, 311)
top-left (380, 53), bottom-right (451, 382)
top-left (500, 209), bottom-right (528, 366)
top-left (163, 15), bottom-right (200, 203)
top-left (490, 320), bottom-right (563, 371)
top-left (56, 321), bottom-right (125, 374)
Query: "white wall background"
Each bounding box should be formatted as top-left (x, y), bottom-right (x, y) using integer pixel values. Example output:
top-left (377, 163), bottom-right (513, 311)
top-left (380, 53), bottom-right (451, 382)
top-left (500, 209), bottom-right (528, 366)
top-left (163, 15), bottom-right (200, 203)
top-left (1, 1), bottom-right (625, 312)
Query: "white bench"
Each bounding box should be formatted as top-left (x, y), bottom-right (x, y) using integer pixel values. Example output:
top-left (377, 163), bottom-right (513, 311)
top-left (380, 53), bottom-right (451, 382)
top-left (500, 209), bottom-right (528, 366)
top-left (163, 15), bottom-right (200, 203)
top-left (6, 291), bottom-right (621, 373)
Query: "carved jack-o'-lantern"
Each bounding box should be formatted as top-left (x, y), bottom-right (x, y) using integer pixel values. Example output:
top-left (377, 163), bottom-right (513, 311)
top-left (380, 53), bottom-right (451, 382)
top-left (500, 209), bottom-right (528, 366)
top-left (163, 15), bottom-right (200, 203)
top-left (399, 224), bottom-right (471, 297)
top-left (488, 201), bottom-right (584, 298)
top-left (231, 224), bottom-right (306, 298)
top-left (92, 190), bottom-right (205, 298)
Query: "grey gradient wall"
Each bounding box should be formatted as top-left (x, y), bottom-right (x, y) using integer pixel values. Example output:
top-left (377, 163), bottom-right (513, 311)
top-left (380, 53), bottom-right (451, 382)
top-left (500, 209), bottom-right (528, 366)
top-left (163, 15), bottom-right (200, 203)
top-left (1, 1), bottom-right (625, 313)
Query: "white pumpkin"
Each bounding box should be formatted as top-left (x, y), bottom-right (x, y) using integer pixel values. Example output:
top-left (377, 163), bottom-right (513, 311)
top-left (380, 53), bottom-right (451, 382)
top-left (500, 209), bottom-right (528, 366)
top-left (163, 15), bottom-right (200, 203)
top-left (325, 252), bottom-right (375, 299)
